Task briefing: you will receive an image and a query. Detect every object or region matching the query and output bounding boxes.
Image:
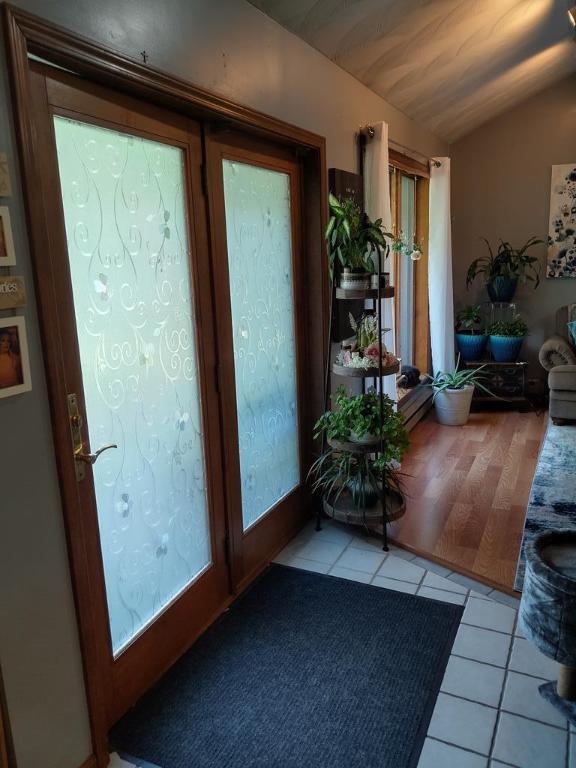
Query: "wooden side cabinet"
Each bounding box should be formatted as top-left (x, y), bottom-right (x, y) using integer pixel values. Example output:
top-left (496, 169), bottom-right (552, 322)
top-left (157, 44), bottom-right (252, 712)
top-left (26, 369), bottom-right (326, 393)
top-left (464, 360), bottom-right (528, 404)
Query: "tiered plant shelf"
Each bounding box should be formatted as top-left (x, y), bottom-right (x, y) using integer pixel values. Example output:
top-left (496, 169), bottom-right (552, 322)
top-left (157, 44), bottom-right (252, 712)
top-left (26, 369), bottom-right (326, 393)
top-left (311, 193), bottom-right (408, 550)
top-left (318, 275), bottom-right (405, 550)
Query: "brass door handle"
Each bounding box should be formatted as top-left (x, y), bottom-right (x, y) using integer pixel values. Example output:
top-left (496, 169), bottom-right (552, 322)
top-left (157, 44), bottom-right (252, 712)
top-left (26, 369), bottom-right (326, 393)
top-left (74, 443), bottom-right (117, 465)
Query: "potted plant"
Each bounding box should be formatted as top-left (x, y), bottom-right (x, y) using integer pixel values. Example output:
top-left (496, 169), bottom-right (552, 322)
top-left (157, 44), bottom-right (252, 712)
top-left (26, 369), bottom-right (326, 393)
top-left (314, 387), bottom-right (408, 447)
top-left (426, 360), bottom-right (494, 426)
top-left (308, 450), bottom-right (405, 512)
top-left (466, 236), bottom-right (542, 302)
top-left (488, 315), bottom-right (528, 362)
top-left (392, 231), bottom-right (424, 262)
top-left (308, 399), bottom-right (409, 512)
top-left (336, 312), bottom-right (398, 371)
top-left (326, 193), bottom-right (390, 290)
top-left (455, 305), bottom-right (487, 362)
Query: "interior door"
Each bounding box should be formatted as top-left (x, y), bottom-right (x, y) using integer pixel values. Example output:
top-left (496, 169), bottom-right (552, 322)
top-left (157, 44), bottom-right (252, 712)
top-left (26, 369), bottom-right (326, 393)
top-left (206, 132), bottom-right (310, 589)
top-left (28, 64), bottom-right (231, 726)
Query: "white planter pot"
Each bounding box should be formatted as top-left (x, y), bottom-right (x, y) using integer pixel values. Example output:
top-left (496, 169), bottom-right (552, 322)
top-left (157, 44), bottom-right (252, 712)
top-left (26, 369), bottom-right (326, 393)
top-left (433, 384), bottom-right (474, 426)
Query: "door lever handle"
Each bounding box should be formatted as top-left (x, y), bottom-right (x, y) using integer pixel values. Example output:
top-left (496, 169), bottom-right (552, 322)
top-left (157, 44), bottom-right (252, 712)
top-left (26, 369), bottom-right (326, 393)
top-left (75, 443), bottom-right (118, 465)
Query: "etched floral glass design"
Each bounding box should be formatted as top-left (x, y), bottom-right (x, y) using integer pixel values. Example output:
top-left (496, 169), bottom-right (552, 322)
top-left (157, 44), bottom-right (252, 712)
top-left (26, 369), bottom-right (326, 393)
top-left (53, 116), bottom-right (211, 655)
top-left (222, 160), bottom-right (300, 530)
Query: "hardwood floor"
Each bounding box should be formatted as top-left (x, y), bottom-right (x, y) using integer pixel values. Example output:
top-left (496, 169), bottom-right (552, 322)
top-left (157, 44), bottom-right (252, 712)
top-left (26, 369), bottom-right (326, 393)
top-left (389, 408), bottom-right (547, 592)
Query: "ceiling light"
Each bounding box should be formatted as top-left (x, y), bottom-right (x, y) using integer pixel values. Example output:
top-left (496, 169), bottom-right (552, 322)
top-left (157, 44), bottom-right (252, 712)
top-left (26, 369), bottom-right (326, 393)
top-left (569, 5), bottom-right (576, 27)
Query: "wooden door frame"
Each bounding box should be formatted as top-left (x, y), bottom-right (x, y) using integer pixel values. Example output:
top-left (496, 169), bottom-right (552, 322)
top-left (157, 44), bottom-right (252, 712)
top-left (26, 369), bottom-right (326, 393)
top-left (3, 5), bottom-right (327, 767)
top-left (205, 130), bottom-right (312, 593)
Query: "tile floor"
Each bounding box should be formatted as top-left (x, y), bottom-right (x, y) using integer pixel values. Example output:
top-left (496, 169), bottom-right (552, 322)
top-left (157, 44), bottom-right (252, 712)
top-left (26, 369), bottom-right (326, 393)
top-left (110, 518), bottom-right (573, 768)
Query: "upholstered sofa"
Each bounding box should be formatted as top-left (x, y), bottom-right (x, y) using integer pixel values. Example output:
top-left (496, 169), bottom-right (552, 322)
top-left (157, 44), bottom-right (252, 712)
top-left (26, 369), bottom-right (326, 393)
top-left (539, 306), bottom-right (576, 424)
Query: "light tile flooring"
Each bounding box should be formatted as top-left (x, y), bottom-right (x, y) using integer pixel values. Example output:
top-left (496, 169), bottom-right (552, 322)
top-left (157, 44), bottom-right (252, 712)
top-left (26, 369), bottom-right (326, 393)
top-left (109, 518), bottom-right (573, 768)
top-left (275, 519), bottom-right (572, 768)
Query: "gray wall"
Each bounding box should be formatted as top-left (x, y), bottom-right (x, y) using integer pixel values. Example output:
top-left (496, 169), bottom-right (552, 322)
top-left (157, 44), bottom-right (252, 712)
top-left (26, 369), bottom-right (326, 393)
top-left (0, 2), bottom-right (447, 767)
top-left (451, 74), bottom-right (576, 382)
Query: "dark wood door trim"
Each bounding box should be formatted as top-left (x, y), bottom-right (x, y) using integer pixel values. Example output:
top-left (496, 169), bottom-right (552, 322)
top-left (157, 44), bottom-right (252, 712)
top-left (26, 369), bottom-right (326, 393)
top-left (3, 6), bottom-right (327, 767)
top-left (3, 4), bottom-right (325, 151)
top-left (204, 132), bottom-right (313, 591)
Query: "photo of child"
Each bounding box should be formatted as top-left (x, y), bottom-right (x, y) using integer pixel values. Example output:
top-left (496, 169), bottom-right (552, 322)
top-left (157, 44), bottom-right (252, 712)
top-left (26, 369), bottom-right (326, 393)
top-left (0, 325), bottom-right (23, 389)
top-left (0, 317), bottom-right (31, 397)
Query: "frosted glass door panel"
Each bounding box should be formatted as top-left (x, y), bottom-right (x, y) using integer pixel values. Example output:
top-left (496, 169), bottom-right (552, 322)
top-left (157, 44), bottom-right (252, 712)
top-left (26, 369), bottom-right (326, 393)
top-left (222, 160), bottom-right (300, 531)
top-left (53, 116), bottom-right (211, 655)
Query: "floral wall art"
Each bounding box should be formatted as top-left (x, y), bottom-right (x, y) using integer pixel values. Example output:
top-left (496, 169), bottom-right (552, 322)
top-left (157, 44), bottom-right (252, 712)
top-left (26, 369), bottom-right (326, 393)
top-left (547, 163), bottom-right (576, 278)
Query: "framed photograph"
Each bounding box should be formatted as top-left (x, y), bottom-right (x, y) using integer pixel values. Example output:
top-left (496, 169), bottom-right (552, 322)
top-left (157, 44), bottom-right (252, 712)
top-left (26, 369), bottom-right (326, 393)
top-left (0, 206), bottom-right (16, 267)
top-left (0, 316), bottom-right (31, 398)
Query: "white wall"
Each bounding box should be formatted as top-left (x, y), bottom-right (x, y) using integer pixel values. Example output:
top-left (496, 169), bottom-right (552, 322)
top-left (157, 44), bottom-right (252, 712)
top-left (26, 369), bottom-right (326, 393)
top-left (451, 74), bottom-right (576, 381)
top-left (0, 2), bottom-right (447, 767)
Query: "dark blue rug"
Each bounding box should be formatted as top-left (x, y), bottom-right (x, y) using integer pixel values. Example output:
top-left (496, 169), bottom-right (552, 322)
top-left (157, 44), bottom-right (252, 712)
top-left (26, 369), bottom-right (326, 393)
top-left (111, 564), bottom-right (462, 768)
top-left (515, 421), bottom-right (576, 591)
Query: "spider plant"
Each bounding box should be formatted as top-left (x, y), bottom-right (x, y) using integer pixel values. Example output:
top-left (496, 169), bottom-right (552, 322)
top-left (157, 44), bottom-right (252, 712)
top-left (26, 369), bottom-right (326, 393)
top-left (307, 449), bottom-right (404, 512)
top-left (466, 237), bottom-right (542, 290)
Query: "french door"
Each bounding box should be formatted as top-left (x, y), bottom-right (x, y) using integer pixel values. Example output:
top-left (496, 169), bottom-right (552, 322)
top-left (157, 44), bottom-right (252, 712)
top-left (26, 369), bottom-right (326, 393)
top-left (27, 63), bottom-right (310, 730)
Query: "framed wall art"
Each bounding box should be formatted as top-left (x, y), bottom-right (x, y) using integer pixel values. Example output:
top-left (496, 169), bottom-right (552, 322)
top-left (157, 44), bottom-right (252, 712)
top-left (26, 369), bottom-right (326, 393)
top-left (0, 316), bottom-right (31, 398)
top-left (547, 163), bottom-right (576, 278)
top-left (0, 206), bottom-right (16, 267)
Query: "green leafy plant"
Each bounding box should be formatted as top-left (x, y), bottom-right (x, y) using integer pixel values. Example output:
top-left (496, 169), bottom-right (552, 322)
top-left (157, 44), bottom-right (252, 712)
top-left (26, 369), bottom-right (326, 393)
top-left (314, 387), bottom-right (409, 458)
top-left (307, 449), bottom-right (404, 512)
top-left (488, 316), bottom-right (528, 337)
top-left (325, 193), bottom-right (391, 276)
top-left (456, 305), bottom-right (484, 335)
top-left (426, 359), bottom-right (495, 400)
top-left (392, 231), bottom-right (424, 261)
top-left (466, 237), bottom-right (542, 289)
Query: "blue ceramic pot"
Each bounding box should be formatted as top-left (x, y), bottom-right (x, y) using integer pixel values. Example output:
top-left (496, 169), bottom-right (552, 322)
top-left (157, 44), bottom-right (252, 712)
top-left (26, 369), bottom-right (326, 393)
top-left (456, 333), bottom-right (488, 362)
top-left (487, 276), bottom-right (518, 302)
top-left (490, 335), bottom-right (524, 362)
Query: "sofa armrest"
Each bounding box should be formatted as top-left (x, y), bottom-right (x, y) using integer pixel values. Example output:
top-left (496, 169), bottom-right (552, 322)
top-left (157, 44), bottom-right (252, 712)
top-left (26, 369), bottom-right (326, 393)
top-left (539, 335), bottom-right (576, 371)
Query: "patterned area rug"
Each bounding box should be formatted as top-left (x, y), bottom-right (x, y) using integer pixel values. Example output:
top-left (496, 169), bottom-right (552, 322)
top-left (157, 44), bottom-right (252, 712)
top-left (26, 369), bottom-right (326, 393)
top-left (515, 421), bottom-right (576, 591)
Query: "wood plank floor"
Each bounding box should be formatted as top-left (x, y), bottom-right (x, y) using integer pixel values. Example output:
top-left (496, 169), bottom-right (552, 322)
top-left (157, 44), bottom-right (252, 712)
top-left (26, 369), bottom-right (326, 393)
top-left (389, 408), bottom-right (547, 592)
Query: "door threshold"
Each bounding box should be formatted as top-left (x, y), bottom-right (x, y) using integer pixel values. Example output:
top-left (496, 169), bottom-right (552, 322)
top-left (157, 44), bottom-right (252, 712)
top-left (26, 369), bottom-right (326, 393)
top-left (388, 538), bottom-right (520, 597)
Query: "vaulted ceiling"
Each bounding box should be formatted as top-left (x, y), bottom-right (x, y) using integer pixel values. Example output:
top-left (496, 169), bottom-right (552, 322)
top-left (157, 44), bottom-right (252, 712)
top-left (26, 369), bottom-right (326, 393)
top-left (248, 0), bottom-right (576, 142)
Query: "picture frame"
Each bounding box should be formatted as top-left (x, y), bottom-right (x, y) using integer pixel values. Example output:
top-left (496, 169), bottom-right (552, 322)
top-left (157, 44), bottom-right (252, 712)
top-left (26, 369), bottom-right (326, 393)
top-left (0, 316), bottom-right (31, 398)
top-left (0, 206), bottom-right (16, 267)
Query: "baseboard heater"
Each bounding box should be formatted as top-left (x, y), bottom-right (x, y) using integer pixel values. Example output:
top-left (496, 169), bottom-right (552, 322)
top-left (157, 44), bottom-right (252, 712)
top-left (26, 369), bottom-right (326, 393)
top-left (399, 383), bottom-right (433, 432)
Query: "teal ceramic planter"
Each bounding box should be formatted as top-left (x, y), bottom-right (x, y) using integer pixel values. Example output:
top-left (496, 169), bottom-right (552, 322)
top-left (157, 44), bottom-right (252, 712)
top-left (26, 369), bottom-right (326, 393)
top-left (456, 333), bottom-right (488, 362)
top-left (487, 276), bottom-right (518, 302)
top-left (490, 335), bottom-right (524, 362)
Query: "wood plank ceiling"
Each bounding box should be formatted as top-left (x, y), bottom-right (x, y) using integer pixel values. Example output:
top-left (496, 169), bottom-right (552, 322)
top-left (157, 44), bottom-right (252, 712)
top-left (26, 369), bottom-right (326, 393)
top-left (248, 0), bottom-right (576, 142)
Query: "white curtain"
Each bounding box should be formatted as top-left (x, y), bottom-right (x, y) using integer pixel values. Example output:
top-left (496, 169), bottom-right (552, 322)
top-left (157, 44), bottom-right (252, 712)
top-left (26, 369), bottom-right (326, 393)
top-left (428, 157), bottom-right (455, 374)
top-left (364, 122), bottom-right (396, 402)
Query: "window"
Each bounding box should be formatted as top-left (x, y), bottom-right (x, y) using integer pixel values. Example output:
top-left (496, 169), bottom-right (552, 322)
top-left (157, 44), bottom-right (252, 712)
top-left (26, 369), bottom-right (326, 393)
top-left (389, 152), bottom-right (430, 402)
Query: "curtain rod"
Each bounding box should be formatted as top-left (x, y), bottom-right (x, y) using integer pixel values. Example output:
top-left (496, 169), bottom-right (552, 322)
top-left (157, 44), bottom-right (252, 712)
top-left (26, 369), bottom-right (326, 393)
top-left (358, 124), bottom-right (442, 167)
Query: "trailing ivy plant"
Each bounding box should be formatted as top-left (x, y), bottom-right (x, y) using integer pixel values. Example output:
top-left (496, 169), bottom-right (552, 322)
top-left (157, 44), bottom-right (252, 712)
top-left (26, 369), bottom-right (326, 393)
top-left (466, 237), bottom-right (542, 289)
top-left (325, 193), bottom-right (391, 277)
top-left (313, 387), bottom-right (409, 462)
top-left (487, 317), bottom-right (528, 337)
